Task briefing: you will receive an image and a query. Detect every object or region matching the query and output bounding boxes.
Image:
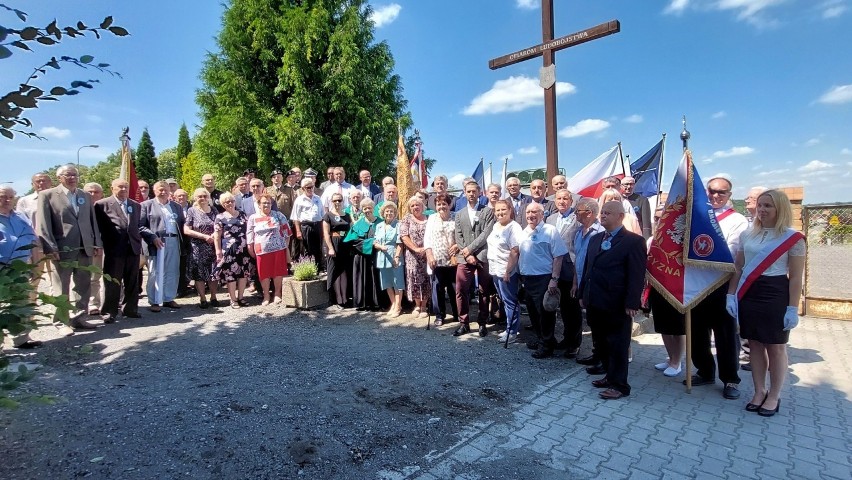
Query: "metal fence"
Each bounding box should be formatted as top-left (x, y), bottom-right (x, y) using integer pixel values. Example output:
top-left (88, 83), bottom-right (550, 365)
top-left (804, 203), bottom-right (852, 301)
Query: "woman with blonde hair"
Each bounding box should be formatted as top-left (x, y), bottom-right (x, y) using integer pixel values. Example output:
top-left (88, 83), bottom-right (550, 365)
top-left (213, 192), bottom-right (254, 308)
top-left (400, 195), bottom-right (431, 317)
top-left (727, 189), bottom-right (805, 417)
top-left (598, 187), bottom-right (641, 235)
top-left (184, 187), bottom-right (220, 308)
top-left (424, 193), bottom-right (459, 326)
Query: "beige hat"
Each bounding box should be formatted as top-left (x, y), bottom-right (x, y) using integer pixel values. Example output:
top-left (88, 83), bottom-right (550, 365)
top-left (543, 289), bottom-right (560, 312)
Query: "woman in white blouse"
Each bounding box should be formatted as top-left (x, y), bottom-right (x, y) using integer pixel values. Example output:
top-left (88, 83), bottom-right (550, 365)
top-left (486, 199), bottom-right (524, 344)
top-left (424, 193), bottom-right (459, 326)
top-left (727, 190), bottom-right (805, 417)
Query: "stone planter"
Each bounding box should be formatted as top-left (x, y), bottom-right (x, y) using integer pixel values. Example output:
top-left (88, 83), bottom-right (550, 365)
top-left (282, 277), bottom-right (328, 310)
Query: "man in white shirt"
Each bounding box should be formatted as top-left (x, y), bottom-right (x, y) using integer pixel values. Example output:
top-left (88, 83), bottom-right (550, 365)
top-left (84, 182), bottom-right (105, 315)
top-left (292, 178), bottom-right (325, 268)
top-left (357, 169), bottom-right (380, 200)
top-left (320, 167), bottom-right (353, 210)
top-left (16, 173), bottom-right (52, 287)
top-left (687, 177), bottom-right (748, 400)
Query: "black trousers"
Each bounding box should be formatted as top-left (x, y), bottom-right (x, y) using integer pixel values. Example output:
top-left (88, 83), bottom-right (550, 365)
top-left (586, 305), bottom-right (632, 395)
top-left (558, 280), bottom-right (583, 351)
top-left (102, 252), bottom-right (141, 317)
top-left (522, 274), bottom-right (556, 348)
top-left (178, 253), bottom-right (190, 294)
top-left (691, 285), bottom-right (741, 384)
top-left (432, 266), bottom-right (458, 320)
top-left (300, 221), bottom-right (322, 270)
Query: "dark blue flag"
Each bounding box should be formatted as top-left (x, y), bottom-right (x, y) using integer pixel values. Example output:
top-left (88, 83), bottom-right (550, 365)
top-left (630, 139), bottom-right (664, 198)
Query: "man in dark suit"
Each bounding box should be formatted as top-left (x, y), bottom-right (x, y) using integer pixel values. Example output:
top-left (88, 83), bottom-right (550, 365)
top-left (36, 164), bottom-right (103, 329)
top-left (201, 173), bottom-right (226, 213)
top-left (545, 189), bottom-right (582, 358)
top-left (621, 176), bottom-right (653, 240)
top-left (517, 179), bottom-right (557, 229)
top-left (94, 179), bottom-right (144, 323)
top-left (505, 177), bottom-right (528, 220)
top-left (427, 175), bottom-right (456, 212)
top-left (579, 200), bottom-right (646, 400)
top-left (452, 179), bottom-right (495, 337)
top-left (139, 181), bottom-right (185, 312)
top-left (355, 169), bottom-right (381, 201)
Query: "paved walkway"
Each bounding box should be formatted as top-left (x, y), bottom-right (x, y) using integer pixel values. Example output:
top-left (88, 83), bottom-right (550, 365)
top-left (407, 316), bottom-right (852, 479)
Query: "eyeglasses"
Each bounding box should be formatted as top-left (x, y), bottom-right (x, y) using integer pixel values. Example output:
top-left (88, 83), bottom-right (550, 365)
top-left (304, 186), bottom-right (314, 190)
top-left (708, 189), bottom-right (730, 195)
top-left (222, 200), bottom-right (235, 204)
top-left (576, 209), bottom-right (591, 214)
top-left (622, 183), bottom-right (635, 186)
top-left (60, 174), bottom-right (78, 178)
top-left (332, 199), bottom-right (343, 203)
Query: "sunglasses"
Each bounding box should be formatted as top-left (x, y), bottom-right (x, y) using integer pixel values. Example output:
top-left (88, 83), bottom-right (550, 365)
top-left (708, 189), bottom-right (730, 195)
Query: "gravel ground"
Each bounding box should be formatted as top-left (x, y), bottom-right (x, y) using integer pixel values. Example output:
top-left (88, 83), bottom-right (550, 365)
top-left (1, 299), bottom-right (578, 480)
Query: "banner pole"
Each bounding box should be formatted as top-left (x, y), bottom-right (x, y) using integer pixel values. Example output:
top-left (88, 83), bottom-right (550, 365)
top-left (685, 308), bottom-right (692, 393)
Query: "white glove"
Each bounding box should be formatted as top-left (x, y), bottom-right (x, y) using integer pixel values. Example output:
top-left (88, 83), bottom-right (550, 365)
top-left (783, 306), bottom-right (799, 331)
top-left (725, 294), bottom-right (738, 318)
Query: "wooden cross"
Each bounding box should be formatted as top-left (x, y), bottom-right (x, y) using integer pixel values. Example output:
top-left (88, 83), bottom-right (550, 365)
top-left (489, 2), bottom-right (620, 193)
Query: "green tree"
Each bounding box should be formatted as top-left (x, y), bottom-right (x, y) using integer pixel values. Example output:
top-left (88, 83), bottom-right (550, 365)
top-left (177, 151), bottom-right (209, 192)
top-left (158, 147), bottom-right (178, 181)
top-left (195, 0), bottom-right (408, 183)
top-left (175, 123), bottom-right (192, 181)
top-left (82, 149), bottom-right (122, 188)
top-left (135, 128), bottom-right (157, 184)
top-left (0, 4), bottom-right (128, 140)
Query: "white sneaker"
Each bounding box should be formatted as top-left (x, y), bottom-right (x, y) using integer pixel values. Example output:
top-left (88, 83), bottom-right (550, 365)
top-left (496, 331), bottom-right (508, 342)
top-left (505, 333), bottom-right (518, 344)
top-left (655, 362), bottom-right (669, 371)
top-left (663, 365), bottom-right (682, 377)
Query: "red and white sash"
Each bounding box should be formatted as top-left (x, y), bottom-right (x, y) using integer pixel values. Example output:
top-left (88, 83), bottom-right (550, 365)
top-left (736, 228), bottom-right (805, 299)
top-left (716, 207), bottom-right (736, 222)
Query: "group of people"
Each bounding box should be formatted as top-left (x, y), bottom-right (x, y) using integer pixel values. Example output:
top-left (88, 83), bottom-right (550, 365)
top-left (1, 162), bottom-right (804, 411)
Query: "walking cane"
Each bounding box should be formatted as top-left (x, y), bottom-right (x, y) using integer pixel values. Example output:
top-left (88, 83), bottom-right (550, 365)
top-left (505, 294), bottom-right (517, 349)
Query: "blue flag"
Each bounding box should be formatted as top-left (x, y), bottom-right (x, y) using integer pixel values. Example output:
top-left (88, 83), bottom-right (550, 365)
top-left (630, 139), bottom-right (664, 198)
top-left (471, 159), bottom-right (485, 191)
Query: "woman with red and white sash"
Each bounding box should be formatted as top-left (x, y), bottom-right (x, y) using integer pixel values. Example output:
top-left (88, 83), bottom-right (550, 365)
top-left (727, 190), bottom-right (805, 417)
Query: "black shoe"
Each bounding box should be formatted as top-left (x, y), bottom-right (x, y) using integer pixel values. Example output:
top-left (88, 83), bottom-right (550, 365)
top-left (210, 298), bottom-right (221, 308)
top-left (123, 311), bottom-right (142, 319)
top-left (478, 325), bottom-right (488, 337)
top-left (238, 299), bottom-right (250, 307)
top-left (741, 363), bottom-right (752, 372)
top-left (163, 301), bottom-right (182, 309)
top-left (15, 340), bottom-right (43, 349)
top-left (526, 340), bottom-right (539, 350)
top-left (758, 399), bottom-right (780, 417)
top-left (531, 347), bottom-right (554, 359)
top-left (453, 324), bottom-right (471, 337)
top-left (564, 349), bottom-right (579, 359)
top-left (723, 383), bottom-right (741, 400)
top-left (586, 365), bottom-right (606, 375)
top-left (199, 300), bottom-right (210, 309)
top-left (101, 314), bottom-right (117, 324)
top-left (682, 375), bottom-right (715, 386)
top-left (577, 355), bottom-right (598, 366)
top-left (746, 393), bottom-right (768, 412)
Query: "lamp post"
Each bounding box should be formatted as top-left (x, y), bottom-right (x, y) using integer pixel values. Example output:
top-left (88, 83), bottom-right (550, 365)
top-left (76, 144), bottom-right (100, 166)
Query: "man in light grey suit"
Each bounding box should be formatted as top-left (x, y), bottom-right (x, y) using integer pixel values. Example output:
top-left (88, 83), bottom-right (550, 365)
top-left (545, 188), bottom-right (583, 358)
top-left (36, 164), bottom-right (103, 329)
top-left (139, 181), bottom-right (185, 312)
top-left (452, 179), bottom-right (496, 338)
top-left (94, 179), bottom-right (145, 323)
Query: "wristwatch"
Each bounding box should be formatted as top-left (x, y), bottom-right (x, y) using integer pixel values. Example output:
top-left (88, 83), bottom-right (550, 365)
top-left (551, 276), bottom-right (559, 281)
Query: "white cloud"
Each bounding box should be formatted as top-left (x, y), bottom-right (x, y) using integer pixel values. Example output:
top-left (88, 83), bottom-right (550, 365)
top-left (820, 0), bottom-right (848, 18)
top-left (516, 0), bottom-right (539, 10)
top-left (38, 126), bottom-right (71, 139)
top-left (85, 114), bottom-right (103, 124)
top-left (559, 119), bottom-right (610, 138)
top-left (664, 0), bottom-right (691, 15)
top-left (369, 4), bottom-right (401, 28)
top-left (804, 137), bottom-right (821, 147)
top-left (517, 146), bottom-right (539, 155)
top-left (448, 173), bottom-right (467, 187)
top-left (463, 76), bottom-right (576, 115)
top-left (817, 84), bottom-right (852, 104)
top-left (841, 148), bottom-right (852, 155)
top-left (756, 168), bottom-right (789, 178)
top-left (716, 0), bottom-right (785, 27)
top-left (711, 111), bottom-right (727, 119)
top-left (624, 114), bottom-right (644, 124)
top-left (798, 160), bottom-right (834, 172)
top-left (710, 146), bottom-right (756, 159)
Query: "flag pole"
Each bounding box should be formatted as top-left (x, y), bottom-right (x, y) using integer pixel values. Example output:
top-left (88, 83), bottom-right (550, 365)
top-left (617, 142), bottom-right (625, 175)
top-left (489, 161), bottom-right (493, 185)
top-left (657, 133), bottom-right (667, 210)
top-left (685, 308), bottom-right (692, 393)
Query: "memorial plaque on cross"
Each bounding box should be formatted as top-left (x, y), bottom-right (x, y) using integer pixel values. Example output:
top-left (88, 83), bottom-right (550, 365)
top-left (488, 1), bottom-right (620, 193)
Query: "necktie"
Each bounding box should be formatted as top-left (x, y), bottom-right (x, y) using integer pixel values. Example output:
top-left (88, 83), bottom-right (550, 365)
top-left (122, 202), bottom-right (129, 219)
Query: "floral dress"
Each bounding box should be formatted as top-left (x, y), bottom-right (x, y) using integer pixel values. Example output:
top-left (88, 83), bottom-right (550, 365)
top-left (213, 211), bottom-right (255, 283)
top-left (185, 206), bottom-right (217, 281)
top-left (400, 213), bottom-right (431, 302)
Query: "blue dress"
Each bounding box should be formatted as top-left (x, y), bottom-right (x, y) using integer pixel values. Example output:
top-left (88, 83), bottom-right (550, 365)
top-left (374, 220), bottom-right (405, 290)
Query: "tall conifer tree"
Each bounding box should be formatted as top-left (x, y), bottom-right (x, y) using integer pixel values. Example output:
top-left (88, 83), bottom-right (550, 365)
top-left (135, 127), bottom-right (157, 185)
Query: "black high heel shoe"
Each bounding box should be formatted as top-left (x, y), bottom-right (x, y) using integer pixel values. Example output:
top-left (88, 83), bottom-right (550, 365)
top-left (758, 399), bottom-right (780, 417)
top-left (745, 393), bottom-right (768, 412)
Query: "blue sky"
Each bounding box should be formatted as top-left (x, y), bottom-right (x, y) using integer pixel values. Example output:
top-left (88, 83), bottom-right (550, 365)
top-left (2, 0), bottom-right (851, 203)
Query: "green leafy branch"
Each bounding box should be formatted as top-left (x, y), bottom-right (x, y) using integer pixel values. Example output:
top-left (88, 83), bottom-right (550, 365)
top-left (0, 14), bottom-right (129, 57)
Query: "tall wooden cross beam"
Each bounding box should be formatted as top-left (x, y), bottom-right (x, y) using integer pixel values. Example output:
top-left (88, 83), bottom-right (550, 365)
top-left (489, 2), bottom-right (620, 193)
